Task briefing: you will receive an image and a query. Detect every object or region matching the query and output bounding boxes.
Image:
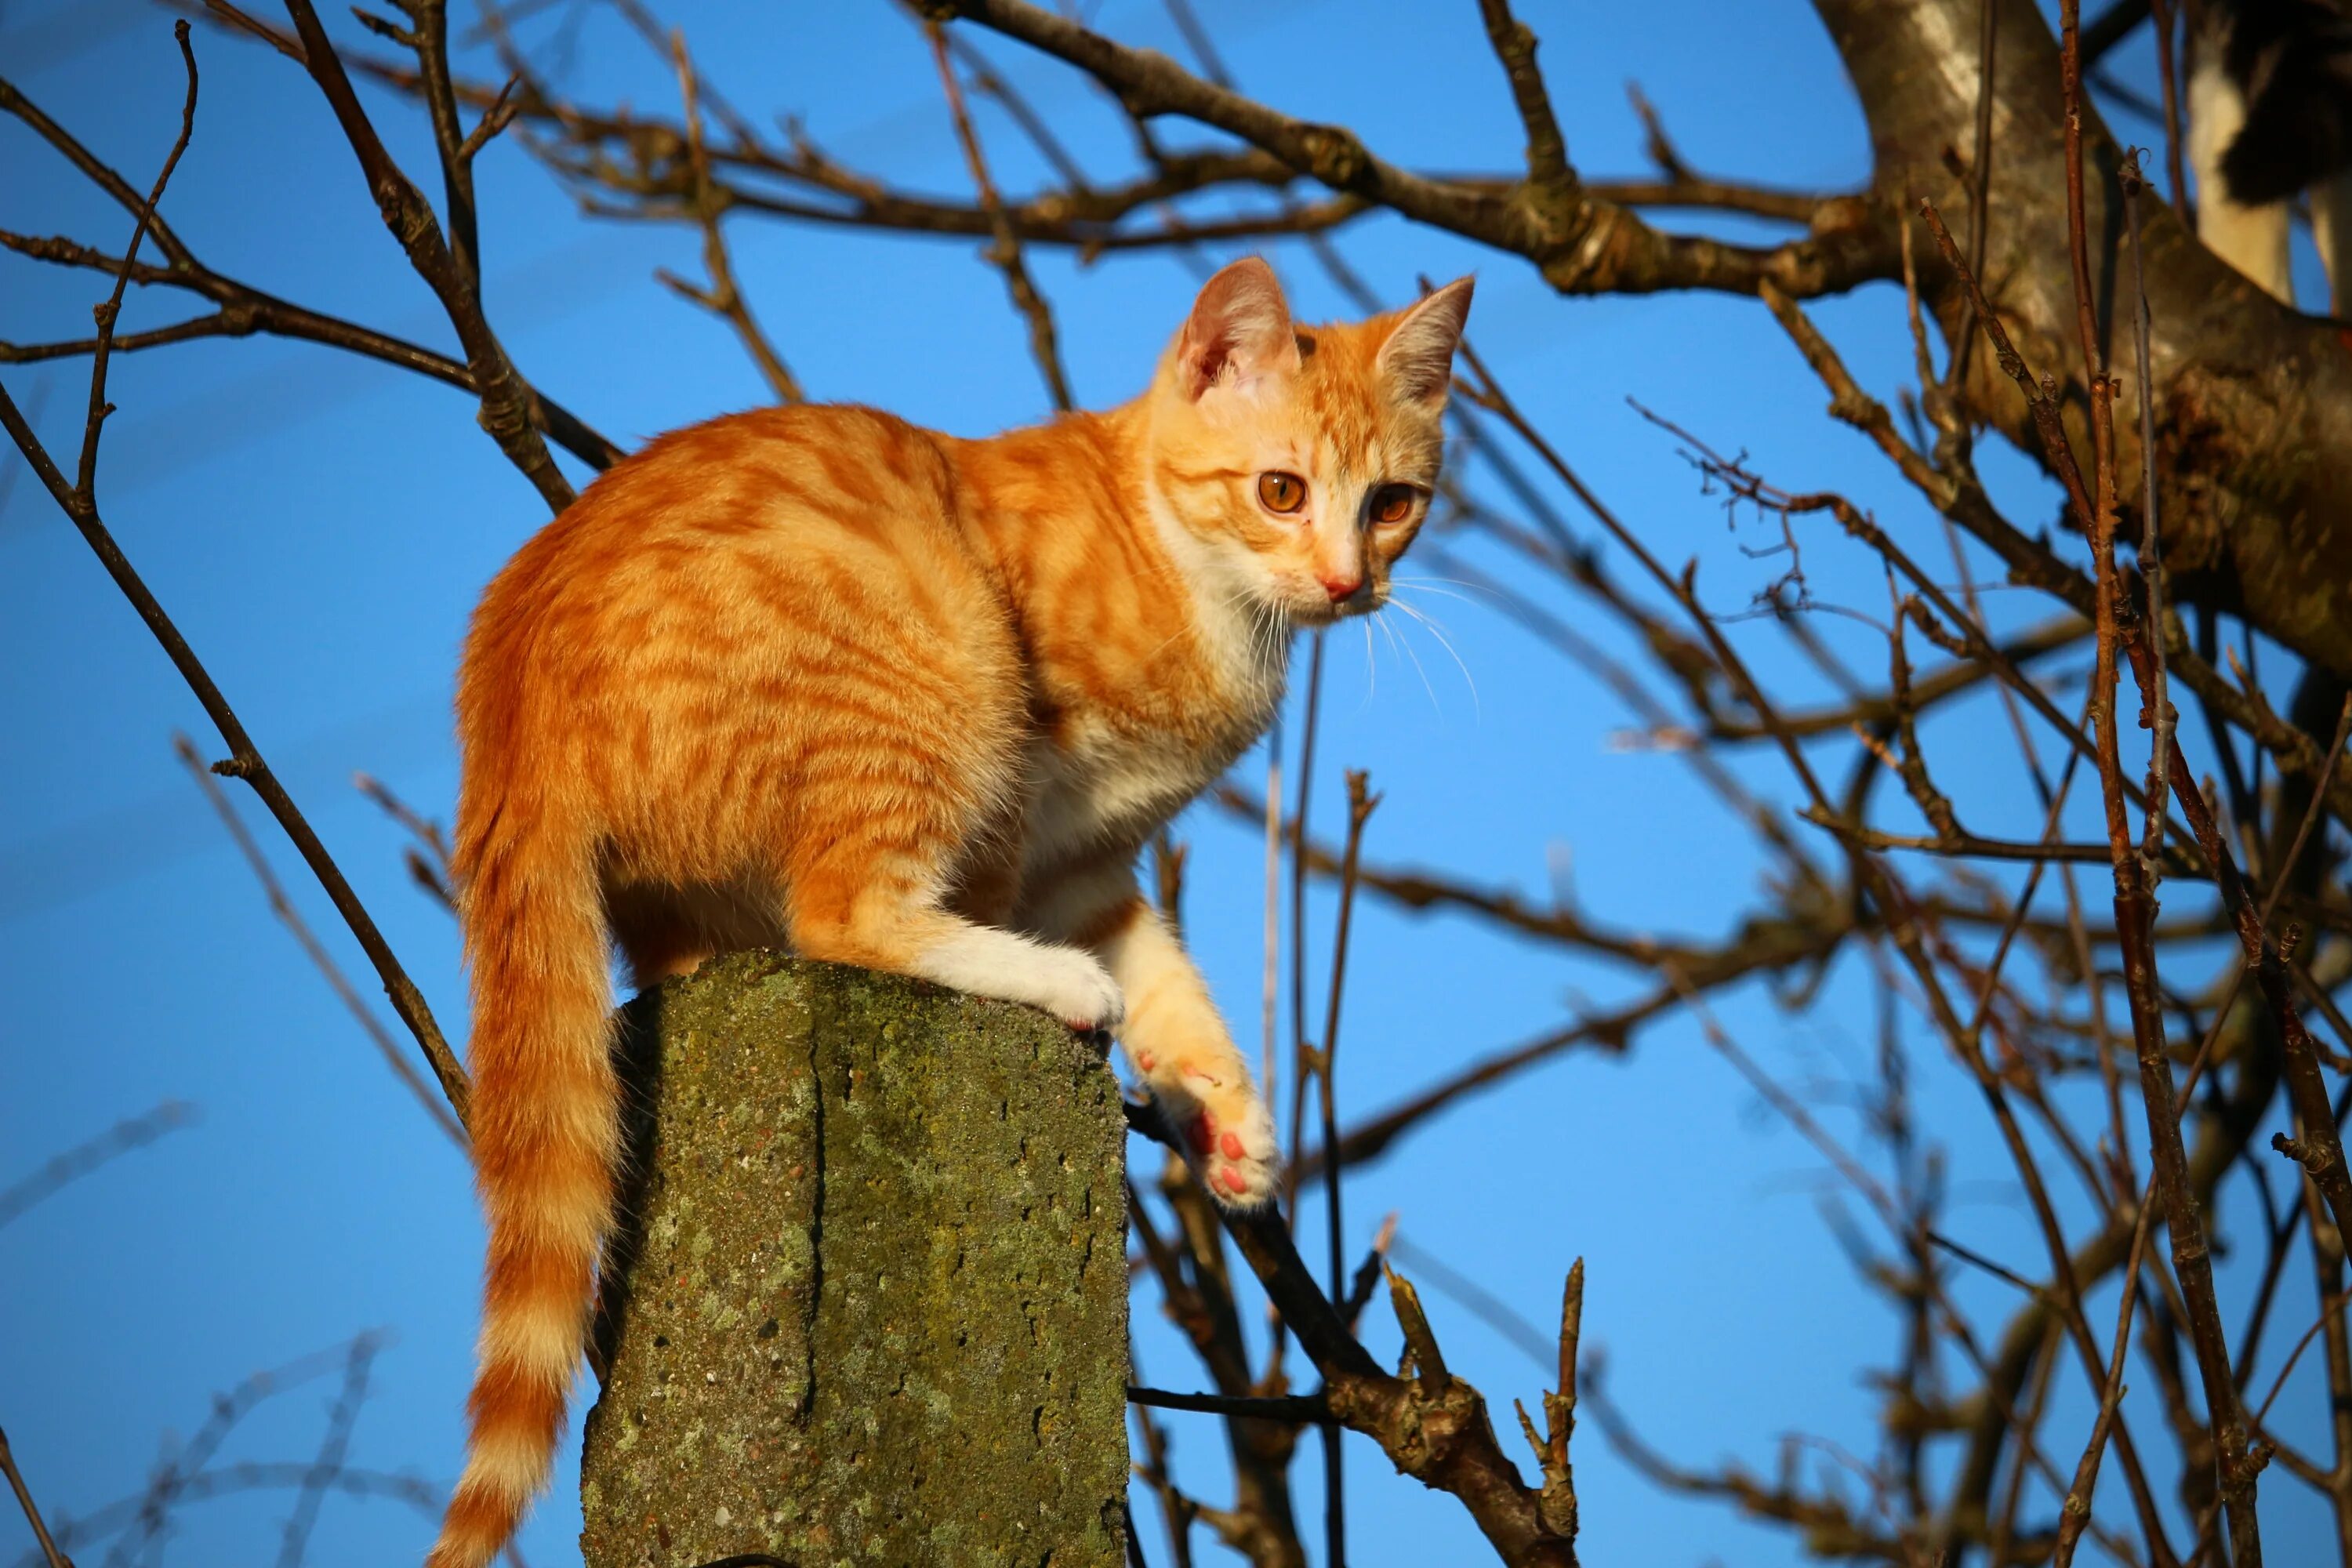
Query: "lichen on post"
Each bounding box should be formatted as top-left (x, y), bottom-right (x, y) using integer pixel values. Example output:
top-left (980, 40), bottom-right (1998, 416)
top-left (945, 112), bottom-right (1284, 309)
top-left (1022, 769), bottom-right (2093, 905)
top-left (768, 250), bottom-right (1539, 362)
top-left (579, 951), bottom-right (1131, 1567)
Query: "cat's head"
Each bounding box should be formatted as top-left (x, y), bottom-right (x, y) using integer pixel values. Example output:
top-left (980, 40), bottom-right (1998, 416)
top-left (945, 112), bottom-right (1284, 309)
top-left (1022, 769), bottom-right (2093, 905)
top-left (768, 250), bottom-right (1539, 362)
top-left (1144, 258), bottom-right (1472, 627)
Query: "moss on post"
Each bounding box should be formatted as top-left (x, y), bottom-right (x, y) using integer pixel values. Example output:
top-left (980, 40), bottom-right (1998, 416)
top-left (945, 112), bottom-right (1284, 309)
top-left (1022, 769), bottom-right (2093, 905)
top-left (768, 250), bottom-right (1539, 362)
top-left (579, 952), bottom-right (1130, 1568)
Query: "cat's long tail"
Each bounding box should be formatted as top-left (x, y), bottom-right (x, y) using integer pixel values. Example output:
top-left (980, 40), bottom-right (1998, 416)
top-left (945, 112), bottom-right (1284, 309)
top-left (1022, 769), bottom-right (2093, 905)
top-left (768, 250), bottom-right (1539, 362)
top-left (426, 797), bottom-right (616, 1568)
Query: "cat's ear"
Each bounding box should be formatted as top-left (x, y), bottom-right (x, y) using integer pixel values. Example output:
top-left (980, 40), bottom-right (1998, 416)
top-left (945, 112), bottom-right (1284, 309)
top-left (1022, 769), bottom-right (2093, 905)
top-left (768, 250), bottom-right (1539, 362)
top-left (1377, 276), bottom-right (1475, 408)
top-left (1176, 257), bottom-right (1300, 400)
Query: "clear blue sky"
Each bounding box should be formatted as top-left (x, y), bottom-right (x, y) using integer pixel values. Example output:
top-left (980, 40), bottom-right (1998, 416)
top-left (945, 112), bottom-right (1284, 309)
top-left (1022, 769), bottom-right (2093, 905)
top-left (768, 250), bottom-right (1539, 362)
top-left (3, 2), bottom-right (2339, 1564)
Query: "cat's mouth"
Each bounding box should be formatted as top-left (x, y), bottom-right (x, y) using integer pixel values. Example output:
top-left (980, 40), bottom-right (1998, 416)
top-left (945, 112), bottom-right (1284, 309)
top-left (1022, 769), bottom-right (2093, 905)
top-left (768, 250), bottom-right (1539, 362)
top-left (1287, 590), bottom-right (1381, 627)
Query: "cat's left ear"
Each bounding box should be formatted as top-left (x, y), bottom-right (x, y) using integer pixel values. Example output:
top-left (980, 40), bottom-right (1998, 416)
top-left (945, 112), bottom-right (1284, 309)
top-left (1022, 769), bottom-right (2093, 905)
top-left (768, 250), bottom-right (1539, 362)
top-left (1377, 276), bottom-right (1475, 408)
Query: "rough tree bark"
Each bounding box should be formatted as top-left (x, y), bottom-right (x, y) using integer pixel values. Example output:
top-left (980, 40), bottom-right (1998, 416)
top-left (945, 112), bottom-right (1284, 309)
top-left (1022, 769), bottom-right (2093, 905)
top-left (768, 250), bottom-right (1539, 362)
top-left (578, 953), bottom-right (1131, 1568)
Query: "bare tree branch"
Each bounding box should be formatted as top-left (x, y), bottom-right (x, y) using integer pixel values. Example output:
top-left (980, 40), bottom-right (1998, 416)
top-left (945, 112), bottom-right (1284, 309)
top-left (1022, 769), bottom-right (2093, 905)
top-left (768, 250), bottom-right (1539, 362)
top-left (272, 0), bottom-right (577, 510)
top-left (1, 1428), bottom-right (74, 1568)
top-left (176, 736), bottom-right (466, 1149)
top-left (0, 23), bottom-right (471, 1130)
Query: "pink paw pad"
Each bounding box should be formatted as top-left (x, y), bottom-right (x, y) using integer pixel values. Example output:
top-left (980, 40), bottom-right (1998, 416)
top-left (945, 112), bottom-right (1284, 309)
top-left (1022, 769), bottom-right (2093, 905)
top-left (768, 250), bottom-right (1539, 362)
top-left (1219, 1131), bottom-right (1245, 1161)
top-left (1185, 1112), bottom-right (1215, 1156)
top-left (1215, 1167), bottom-right (1247, 1196)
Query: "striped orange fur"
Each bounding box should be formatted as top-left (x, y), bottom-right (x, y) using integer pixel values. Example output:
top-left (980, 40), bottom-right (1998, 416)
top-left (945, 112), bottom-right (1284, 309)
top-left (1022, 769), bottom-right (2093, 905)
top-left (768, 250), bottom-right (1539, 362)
top-left (426, 259), bottom-right (1471, 1567)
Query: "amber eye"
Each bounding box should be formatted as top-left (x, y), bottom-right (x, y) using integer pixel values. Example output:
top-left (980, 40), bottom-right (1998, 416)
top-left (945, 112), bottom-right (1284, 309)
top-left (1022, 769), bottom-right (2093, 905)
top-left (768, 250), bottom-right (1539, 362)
top-left (1370, 485), bottom-right (1418, 525)
top-left (1257, 471), bottom-right (1307, 514)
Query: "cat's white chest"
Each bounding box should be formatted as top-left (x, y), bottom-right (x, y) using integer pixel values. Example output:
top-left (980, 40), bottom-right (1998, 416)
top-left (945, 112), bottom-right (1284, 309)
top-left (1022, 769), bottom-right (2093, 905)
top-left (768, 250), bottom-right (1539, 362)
top-left (1022, 605), bottom-right (1288, 874)
top-left (1024, 725), bottom-right (1221, 868)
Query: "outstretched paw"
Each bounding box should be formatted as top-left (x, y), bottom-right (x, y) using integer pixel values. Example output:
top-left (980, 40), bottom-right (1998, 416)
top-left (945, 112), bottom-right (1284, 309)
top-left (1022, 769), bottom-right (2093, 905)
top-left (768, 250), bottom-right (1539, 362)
top-left (1165, 1089), bottom-right (1279, 1210)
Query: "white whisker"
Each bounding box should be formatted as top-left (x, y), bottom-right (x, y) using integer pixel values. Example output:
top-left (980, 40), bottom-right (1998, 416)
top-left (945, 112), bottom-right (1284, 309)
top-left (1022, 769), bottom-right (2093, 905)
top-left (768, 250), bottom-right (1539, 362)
top-left (1257, 602), bottom-right (1284, 672)
top-left (1390, 580), bottom-right (1486, 610)
top-left (1371, 609), bottom-right (1440, 712)
top-left (1388, 612), bottom-right (1441, 711)
top-left (1387, 598), bottom-right (1479, 717)
top-left (1393, 573), bottom-right (1499, 604)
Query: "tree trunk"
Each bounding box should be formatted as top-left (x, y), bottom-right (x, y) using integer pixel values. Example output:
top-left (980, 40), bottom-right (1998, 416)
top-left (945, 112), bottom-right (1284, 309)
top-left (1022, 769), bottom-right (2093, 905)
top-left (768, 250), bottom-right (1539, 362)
top-left (1816, 0), bottom-right (2352, 684)
top-left (578, 952), bottom-right (1131, 1568)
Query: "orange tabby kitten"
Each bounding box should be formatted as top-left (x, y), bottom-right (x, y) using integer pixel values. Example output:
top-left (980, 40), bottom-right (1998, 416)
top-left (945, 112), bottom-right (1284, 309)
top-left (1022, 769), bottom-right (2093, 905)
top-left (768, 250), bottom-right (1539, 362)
top-left (426, 257), bottom-right (1472, 1567)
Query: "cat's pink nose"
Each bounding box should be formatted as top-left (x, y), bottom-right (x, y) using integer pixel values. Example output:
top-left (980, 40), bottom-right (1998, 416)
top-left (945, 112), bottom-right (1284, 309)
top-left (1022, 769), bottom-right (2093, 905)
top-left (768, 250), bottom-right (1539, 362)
top-left (1319, 573), bottom-right (1362, 602)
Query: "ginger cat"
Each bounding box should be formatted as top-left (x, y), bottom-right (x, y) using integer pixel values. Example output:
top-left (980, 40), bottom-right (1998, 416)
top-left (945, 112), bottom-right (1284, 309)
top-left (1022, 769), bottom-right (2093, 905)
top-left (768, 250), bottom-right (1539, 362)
top-left (426, 257), bottom-right (1472, 1568)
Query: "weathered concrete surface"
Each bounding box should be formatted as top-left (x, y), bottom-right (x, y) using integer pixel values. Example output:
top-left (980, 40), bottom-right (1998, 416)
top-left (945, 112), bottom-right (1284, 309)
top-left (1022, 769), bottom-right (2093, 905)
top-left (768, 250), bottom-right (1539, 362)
top-left (580, 952), bottom-right (1129, 1568)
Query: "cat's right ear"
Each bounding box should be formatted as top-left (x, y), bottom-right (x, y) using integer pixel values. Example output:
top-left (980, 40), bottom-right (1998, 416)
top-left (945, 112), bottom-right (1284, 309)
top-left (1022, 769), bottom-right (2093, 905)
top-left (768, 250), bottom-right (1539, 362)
top-left (1176, 257), bottom-right (1300, 401)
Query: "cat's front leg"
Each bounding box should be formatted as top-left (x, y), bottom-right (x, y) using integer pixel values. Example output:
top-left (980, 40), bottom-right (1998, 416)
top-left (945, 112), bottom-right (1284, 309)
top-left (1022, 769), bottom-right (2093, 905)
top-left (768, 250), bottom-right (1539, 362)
top-left (1047, 880), bottom-right (1278, 1207)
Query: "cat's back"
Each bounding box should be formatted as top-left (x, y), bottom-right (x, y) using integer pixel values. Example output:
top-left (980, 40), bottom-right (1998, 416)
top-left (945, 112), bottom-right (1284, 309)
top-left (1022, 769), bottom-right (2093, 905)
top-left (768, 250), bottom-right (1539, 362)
top-left (468, 403), bottom-right (985, 645)
top-left (520, 403), bottom-right (956, 572)
top-left (460, 402), bottom-right (1009, 737)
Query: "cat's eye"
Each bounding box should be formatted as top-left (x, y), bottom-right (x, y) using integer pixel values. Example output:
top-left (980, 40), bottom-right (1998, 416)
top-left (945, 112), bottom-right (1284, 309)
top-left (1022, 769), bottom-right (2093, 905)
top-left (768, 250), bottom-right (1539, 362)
top-left (1370, 485), bottom-right (1419, 525)
top-left (1257, 472), bottom-right (1307, 514)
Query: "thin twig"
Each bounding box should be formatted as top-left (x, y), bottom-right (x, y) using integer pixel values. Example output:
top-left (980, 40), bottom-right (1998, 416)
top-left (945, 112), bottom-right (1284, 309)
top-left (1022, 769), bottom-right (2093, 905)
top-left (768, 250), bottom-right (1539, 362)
top-left (2065, 6), bottom-right (2259, 1553)
top-left (1127, 1348), bottom-right (1197, 1568)
top-left (925, 20), bottom-right (1072, 409)
top-left (1283, 631), bottom-right (1327, 1227)
top-left (658, 27), bottom-right (803, 404)
top-left (1951, 0), bottom-right (1998, 388)
top-left (354, 771), bottom-right (456, 913)
top-left (0, 1428), bottom-right (71, 1568)
top-left (1261, 728), bottom-right (1281, 1162)
top-left (1128, 1387), bottom-right (1330, 1421)
top-left (277, 0), bottom-right (576, 511)
top-left (27, 1458), bottom-right (456, 1562)
top-left (2124, 152), bottom-right (2172, 893)
top-left (2052, 1145), bottom-right (2165, 1565)
top-left (177, 736), bottom-right (466, 1148)
top-left (1388, 1233), bottom-right (1555, 1369)
top-left (0, 1100), bottom-right (198, 1230)
top-left (2172, 699), bottom-right (2352, 1278)
top-left (2148, 0), bottom-right (2189, 217)
top-left (2252, 1293), bottom-right (2352, 1429)
top-left (103, 1338), bottom-right (367, 1568)
top-left (1312, 768), bottom-right (1377, 1568)
top-left (274, 1333), bottom-right (380, 1568)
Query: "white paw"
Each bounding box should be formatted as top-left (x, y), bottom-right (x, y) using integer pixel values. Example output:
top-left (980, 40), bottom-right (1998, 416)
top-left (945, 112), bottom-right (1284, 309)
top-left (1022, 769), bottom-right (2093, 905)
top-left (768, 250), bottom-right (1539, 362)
top-left (1025, 946), bottom-right (1125, 1032)
top-left (915, 927), bottom-right (1125, 1031)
